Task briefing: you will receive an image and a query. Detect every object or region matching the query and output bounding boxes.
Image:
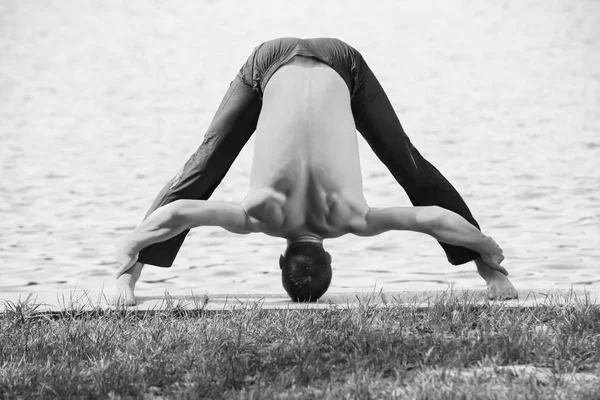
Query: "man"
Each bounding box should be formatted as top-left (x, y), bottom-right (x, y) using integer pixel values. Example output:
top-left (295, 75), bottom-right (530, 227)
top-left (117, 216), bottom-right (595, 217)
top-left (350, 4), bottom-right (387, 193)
top-left (112, 38), bottom-right (518, 305)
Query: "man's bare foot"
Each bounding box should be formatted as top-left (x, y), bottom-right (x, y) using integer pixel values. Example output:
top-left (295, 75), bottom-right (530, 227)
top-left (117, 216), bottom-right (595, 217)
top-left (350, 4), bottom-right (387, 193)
top-left (108, 262), bottom-right (144, 306)
top-left (475, 258), bottom-right (518, 300)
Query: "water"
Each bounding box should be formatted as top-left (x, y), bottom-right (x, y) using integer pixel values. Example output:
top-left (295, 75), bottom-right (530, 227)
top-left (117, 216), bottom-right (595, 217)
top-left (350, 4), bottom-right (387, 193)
top-left (1, 0), bottom-right (599, 296)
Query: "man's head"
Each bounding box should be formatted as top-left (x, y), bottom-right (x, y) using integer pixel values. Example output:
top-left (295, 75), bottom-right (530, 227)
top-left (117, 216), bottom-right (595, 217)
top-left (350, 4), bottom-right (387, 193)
top-left (279, 242), bottom-right (332, 302)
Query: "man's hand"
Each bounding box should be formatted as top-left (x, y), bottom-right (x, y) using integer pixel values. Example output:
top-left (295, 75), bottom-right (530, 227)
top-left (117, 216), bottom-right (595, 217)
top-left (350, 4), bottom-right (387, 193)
top-left (478, 236), bottom-right (508, 276)
top-left (115, 241), bottom-right (140, 278)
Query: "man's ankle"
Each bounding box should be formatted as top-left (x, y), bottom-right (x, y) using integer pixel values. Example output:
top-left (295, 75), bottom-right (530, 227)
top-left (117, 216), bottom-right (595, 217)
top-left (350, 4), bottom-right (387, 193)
top-left (118, 262), bottom-right (144, 281)
top-left (475, 258), bottom-right (496, 280)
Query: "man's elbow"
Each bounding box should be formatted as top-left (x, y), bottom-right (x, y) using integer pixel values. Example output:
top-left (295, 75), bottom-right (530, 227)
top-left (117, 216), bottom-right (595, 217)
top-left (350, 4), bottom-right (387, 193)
top-left (159, 200), bottom-right (191, 229)
top-left (414, 206), bottom-right (446, 235)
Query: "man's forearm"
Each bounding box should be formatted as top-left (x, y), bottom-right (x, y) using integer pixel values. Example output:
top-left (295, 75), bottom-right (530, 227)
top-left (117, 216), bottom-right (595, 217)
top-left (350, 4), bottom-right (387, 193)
top-left (423, 207), bottom-right (489, 255)
top-left (124, 203), bottom-right (189, 253)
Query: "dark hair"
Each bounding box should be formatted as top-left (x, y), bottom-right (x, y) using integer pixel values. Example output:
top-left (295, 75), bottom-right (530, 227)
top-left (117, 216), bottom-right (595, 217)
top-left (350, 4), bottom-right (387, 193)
top-left (279, 242), bottom-right (332, 302)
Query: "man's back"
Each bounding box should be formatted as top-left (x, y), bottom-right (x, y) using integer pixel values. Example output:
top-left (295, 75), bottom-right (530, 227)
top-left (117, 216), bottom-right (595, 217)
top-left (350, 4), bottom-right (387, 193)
top-left (243, 56), bottom-right (368, 239)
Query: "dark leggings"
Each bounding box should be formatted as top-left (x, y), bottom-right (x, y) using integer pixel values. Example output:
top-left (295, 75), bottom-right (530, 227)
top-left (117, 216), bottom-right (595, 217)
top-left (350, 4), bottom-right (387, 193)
top-left (137, 38), bottom-right (480, 267)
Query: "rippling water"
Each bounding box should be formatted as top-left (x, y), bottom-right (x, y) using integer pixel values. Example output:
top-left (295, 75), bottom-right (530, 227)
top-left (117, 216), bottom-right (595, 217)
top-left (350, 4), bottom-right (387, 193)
top-left (1, 0), bottom-right (599, 296)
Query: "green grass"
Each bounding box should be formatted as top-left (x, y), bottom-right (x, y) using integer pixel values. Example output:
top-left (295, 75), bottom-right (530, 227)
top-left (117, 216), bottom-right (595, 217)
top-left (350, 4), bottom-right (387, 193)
top-left (1, 293), bottom-right (599, 399)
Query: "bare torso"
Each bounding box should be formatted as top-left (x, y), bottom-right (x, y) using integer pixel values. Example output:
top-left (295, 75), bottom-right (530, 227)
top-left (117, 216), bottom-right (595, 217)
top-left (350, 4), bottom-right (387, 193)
top-left (242, 56), bottom-right (369, 239)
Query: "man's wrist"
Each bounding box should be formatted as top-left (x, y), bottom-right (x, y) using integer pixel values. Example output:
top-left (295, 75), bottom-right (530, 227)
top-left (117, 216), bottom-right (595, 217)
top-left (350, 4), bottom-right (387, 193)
top-left (121, 235), bottom-right (142, 254)
top-left (470, 234), bottom-right (490, 255)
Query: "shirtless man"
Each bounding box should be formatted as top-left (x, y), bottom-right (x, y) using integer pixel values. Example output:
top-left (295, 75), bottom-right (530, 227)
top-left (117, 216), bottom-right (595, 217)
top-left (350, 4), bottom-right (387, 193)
top-left (112, 38), bottom-right (518, 304)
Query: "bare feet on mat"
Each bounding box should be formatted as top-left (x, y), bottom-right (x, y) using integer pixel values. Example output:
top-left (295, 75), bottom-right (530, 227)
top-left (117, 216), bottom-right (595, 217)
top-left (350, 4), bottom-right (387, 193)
top-left (475, 258), bottom-right (518, 300)
top-left (108, 261), bottom-right (144, 306)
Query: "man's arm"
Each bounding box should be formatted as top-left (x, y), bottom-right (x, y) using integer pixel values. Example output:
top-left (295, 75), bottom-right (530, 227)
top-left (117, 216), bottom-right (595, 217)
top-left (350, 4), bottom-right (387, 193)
top-left (351, 60), bottom-right (481, 266)
top-left (137, 76), bottom-right (262, 268)
top-left (116, 200), bottom-right (259, 276)
top-left (355, 206), bottom-right (507, 275)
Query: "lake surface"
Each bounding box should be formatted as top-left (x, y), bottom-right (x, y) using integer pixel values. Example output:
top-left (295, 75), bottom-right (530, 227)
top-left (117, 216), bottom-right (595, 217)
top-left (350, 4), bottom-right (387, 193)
top-left (1, 0), bottom-right (599, 297)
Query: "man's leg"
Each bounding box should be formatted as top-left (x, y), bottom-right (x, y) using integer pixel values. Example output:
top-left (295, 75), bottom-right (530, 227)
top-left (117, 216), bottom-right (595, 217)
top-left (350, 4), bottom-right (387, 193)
top-left (351, 62), bottom-right (479, 265)
top-left (350, 60), bottom-right (517, 299)
top-left (110, 76), bottom-right (262, 305)
top-left (139, 76), bottom-right (262, 267)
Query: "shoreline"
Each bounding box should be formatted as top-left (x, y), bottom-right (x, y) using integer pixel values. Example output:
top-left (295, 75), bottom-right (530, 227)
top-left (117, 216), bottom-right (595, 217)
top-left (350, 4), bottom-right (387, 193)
top-left (2, 287), bottom-right (598, 313)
